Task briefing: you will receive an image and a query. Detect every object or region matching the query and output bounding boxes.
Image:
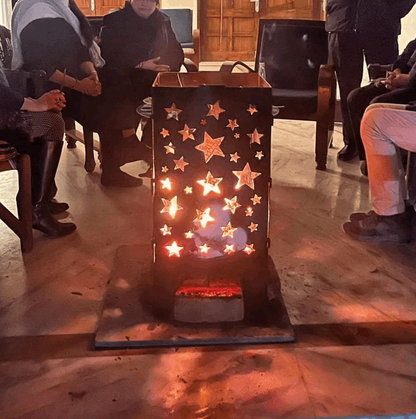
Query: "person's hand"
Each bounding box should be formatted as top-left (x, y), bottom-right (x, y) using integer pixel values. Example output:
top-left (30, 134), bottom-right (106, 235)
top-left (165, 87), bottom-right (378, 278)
top-left (21, 90), bottom-right (66, 112)
top-left (138, 57), bottom-right (170, 72)
top-left (87, 71), bottom-right (100, 84)
top-left (382, 69), bottom-right (410, 90)
top-left (74, 76), bottom-right (102, 96)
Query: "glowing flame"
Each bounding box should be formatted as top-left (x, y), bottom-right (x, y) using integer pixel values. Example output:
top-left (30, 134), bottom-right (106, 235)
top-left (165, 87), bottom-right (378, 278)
top-left (161, 177), bottom-right (172, 190)
top-left (166, 241), bottom-right (183, 257)
top-left (199, 243), bottom-right (210, 254)
top-left (194, 208), bottom-right (215, 228)
top-left (197, 171), bottom-right (223, 196)
top-left (160, 196), bottom-right (183, 219)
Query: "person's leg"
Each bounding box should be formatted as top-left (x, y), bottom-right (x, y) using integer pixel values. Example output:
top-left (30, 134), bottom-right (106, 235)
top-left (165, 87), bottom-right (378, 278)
top-left (99, 129), bottom-right (143, 188)
top-left (343, 103), bottom-right (416, 242)
top-left (330, 31), bottom-right (364, 161)
top-left (29, 111), bottom-right (76, 237)
top-left (347, 83), bottom-right (389, 161)
top-left (30, 111), bottom-right (69, 214)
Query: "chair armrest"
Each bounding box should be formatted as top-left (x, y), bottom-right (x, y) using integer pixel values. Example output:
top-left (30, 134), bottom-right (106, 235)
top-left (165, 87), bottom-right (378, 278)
top-left (183, 58), bottom-right (198, 72)
top-left (317, 63), bottom-right (336, 119)
top-left (219, 61), bottom-right (254, 73)
top-left (367, 63), bottom-right (393, 80)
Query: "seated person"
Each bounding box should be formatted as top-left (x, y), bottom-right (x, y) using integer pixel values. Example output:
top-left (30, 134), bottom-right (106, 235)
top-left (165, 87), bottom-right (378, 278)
top-left (347, 37), bottom-right (416, 172)
top-left (99, 0), bottom-right (184, 174)
top-left (0, 64), bottom-right (76, 238)
top-left (11, 0), bottom-right (146, 187)
top-left (343, 101), bottom-right (416, 243)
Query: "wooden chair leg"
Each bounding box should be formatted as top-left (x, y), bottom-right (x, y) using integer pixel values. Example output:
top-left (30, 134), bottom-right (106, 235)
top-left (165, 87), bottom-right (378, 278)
top-left (315, 119), bottom-right (330, 171)
top-left (16, 154), bottom-right (33, 252)
top-left (64, 118), bottom-right (77, 149)
top-left (83, 130), bottom-right (96, 173)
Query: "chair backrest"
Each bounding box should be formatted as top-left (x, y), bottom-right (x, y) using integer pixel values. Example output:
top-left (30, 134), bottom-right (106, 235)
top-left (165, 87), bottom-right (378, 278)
top-left (161, 8), bottom-right (193, 49)
top-left (0, 25), bottom-right (13, 69)
top-left (256, 19), bottom-right (328, 91)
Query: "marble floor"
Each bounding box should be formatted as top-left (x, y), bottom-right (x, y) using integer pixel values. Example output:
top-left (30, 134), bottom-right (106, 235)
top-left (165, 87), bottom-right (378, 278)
top-left (1, 114), bottom-right (416, 418)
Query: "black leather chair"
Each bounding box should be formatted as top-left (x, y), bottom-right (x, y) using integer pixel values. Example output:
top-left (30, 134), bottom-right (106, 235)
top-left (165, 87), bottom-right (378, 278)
top-left (221, 19), bottom-right (336, 170)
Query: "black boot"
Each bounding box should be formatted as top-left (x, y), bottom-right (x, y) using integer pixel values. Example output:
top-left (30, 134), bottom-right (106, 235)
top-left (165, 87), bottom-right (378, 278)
top-left (100, 132), bottom-right (143, 188)
top-left (31, 140), bottom-right (76, 237)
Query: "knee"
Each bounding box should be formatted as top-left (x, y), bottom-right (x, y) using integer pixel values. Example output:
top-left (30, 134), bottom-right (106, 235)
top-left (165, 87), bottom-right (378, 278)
top-left (51, 112), bottom-right (65, 140)
top-left (347, 87), bottom-right (362, 108)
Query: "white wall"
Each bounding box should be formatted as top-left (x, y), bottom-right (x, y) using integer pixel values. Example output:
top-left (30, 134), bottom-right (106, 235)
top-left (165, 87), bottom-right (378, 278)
top-left (162, 0), bottom-right (198, 29)
top-left (0, 0), bottom-right (12, 28)
top-left (399, 5), bottom-right (416, 52)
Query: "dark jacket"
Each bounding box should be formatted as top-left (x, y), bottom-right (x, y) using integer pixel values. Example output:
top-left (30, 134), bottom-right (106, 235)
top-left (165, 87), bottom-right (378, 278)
top-left (393, 38), bottom-right (416, 73)
top-left (326, 0), bottom-right (415, 36)
top-left (20, 18), bottom-right (90, 80)
top-left (325, 0), bottom-right (359, 33)
top-left (0, 65), bottom-right (24, 128)
top-left (100, 3), bottom-right (184, 72)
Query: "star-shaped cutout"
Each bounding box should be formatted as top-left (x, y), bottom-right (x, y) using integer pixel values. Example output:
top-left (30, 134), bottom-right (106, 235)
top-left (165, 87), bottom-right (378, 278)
top-left (160, 128), bottom-right (170, 138)
top-left (248, 222), bottom-right (258, 232)
top-left (195, 132), bottom-right (225, 163)
top-left (194, 208), bottom-right (215, 228)
top-left (248, 129), bottom-right (264, 145)
top-left (233, 163), bottom-right (261, 190)
top-left (161, 166), bottom-right (169, 173)
top-left (166, 241), bottom-right (183, 257)
top-left (245, 207), bottom-right (254, 217)
top-left (184, 186), bottom-right (193, 194)
top-left (206, 100), bottom-right (226, 120)
top-left (234, 133), bottom-right (240, 139)
top-left (250, 194), bottom-right (261, 205)
top-left (173, 156), bottom-right (189, 172)
top-left (165, 103), bottom-right (182, 121)
top-left (160, 196), bottom-right (183, 219)
top-left (160, 224), bottom-right (172, 236)
top-left (185, 231), bottom-right (194, 239)
top-left (243, 244), bottom-right (255, 255)
top-left (178, 124), bottom-right (196, 141)
top-left (247, 105), bottom-right (258, 115)
top-left (226, 119), bottom-right (239, 131)
top-left (164, 142), bottom-right (176, 154)
top-left (230, 152), bottom-right (240, 163)
top-left (251, 194), bottom-right (262, 205)
top-left (200, 119), bottom-right (207, 125)
top-left (160, 177), bottom-right (172, 190)
top-left (221, 222), bottom-right (237, 238)
top-left (224, 244), bottom-right (235, 255)
top-left (199, 243), bottom-right (210, 254)
top-left (223, 196), bottom-right (241, 214)
top-left (197, 171), bottom-right (223, 196)
top-left (255, 151), bottom-right (264, 160)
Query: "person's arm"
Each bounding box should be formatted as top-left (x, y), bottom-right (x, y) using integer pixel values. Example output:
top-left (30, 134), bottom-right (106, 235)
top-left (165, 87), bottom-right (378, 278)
top-left (163, 20), bottom-right (185, 72)
top-left (393, 38), bottom-right (416, 73)
top-left (0, 84), bottom-right (65, 113)
top-left (0, 83), bottom-right (24, 112)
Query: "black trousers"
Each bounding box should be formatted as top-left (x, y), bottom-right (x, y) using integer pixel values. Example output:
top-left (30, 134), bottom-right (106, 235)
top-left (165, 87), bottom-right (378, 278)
top-left (347, 83), bottom-right (416, 160)
top-left (328, 31), bottom-right (363, 146)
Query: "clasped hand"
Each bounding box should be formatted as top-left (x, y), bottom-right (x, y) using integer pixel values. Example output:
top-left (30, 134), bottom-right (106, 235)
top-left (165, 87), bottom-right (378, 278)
top-left (76, 73), bottom-right (102, 96)
top-left (381, 69), bottom-right (410, 90)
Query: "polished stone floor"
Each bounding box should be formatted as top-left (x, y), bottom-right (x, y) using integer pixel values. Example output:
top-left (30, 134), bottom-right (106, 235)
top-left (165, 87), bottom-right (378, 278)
top-left (1, 114), bottom-right (416, 418)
